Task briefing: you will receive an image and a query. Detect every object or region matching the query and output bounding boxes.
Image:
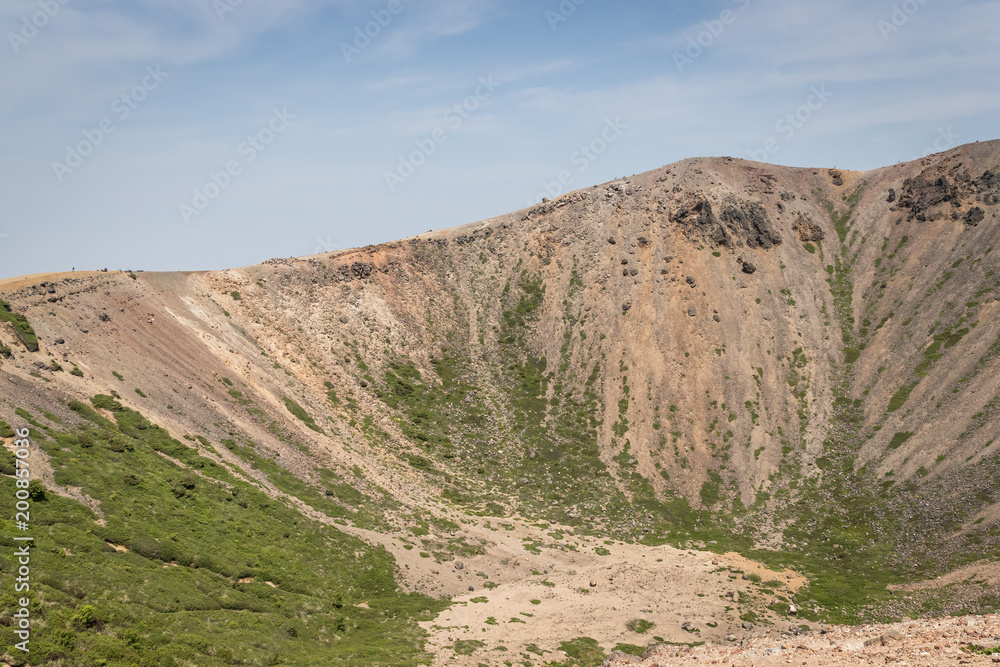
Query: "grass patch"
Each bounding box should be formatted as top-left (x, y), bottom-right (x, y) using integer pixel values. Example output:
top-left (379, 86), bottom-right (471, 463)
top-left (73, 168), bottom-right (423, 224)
top-left (626, 618), bottom-right (655, 634)
top-left (888, 431), bottom-right (914, 450)
top-left (888, 383), bottom-right (918, 412)
top-left (0, 298), bottom-right (39, 351)
top-left (283, 397), bottom-right (324, 434)
top-left (0, 399), bottom-right (445, 665)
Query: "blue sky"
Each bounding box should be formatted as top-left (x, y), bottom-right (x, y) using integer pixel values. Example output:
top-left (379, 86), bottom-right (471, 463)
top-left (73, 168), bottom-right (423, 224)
top-left (1, 0), bottom-right (998, 279)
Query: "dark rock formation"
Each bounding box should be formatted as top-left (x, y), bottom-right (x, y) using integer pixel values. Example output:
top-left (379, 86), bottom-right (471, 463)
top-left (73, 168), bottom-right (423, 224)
top-left (792, 214), bottom-right (825, 243)
top-left (719, 199), bottom-right (781, 249)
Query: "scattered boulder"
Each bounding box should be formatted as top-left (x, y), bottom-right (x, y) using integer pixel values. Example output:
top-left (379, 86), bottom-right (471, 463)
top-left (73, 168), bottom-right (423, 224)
top-left (966, 206), bottom-right (985, 226)
top-left (887, 188), bottom-right (897, 203)
top-left (828, 169), bottom-right (844, 186)
top-left (681, 621), bottom-right (697, 632)
top-left (741, 261), bottom-right (757, 274)
top-left (601, 651), bottom-right (641, 666)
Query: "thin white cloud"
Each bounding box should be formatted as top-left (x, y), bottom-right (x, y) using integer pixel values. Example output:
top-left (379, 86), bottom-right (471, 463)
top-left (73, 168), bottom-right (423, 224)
top-left (363, 72), bottom-right (434, 92)
top-left (376, 0), bottom-right (501, 57)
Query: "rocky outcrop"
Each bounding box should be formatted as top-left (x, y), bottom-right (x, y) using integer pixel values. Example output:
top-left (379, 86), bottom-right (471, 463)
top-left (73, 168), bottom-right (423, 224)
top-left (670, 195), bottom-right (730, 247)
top-left (670, 195), bottom-right (780, 250)
top-left (719, 198), bottom-right (781, 249)
top-left (792, 213), bottom-right (825, 243)
top-left (898, 175), bottom-right (958, 221)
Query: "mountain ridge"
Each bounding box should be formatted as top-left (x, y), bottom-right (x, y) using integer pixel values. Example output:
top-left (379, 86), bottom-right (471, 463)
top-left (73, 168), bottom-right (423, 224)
top-left (3, 140), bottom-right (1000, 665)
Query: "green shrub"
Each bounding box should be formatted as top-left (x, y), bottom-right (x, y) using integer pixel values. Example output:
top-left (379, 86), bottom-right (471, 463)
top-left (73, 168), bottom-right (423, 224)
top-left (72, 605), bottom-right (98, 628)
top-left (626, 618), bottom-right (654, 634)
top-left (0, 448), bottom-right (16, 475)
top-left (27, 479), bottom-right (46, 500)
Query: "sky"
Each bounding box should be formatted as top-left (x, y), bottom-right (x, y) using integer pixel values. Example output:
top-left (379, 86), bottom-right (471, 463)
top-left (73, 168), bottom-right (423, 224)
top-left (1, 0), bottom-right (999, 279)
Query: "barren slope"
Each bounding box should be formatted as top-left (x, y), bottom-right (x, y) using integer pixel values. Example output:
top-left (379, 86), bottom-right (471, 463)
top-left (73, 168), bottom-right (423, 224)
top-left (3, 141), bottom-right (1000, 665)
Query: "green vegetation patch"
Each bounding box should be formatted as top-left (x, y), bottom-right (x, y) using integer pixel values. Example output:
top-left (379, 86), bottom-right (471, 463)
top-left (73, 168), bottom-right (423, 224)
top-left (283, 396), bottom-right (325, 434)
top-left (0, 399), bottom-right (445, 665)
top-left (553, 637), bottom-right (606, 667)
top-left (888, 382), bottom-right (918, 412)
top-left (626, 618), bottom-right (655, 634)
top-left (888, 431), bottom-right (914, 450)
top-left (451, 639), bottom-right (485, 656)
top-left (0, 298), bottom-right (39, 351)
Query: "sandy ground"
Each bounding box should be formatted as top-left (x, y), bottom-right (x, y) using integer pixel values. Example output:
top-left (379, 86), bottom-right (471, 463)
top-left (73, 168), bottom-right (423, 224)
top-left (379, 518), bottom-right (806, 666)
top-left (0, 270), bottom-right (105, 291)
top-left (604, 613), bottom-right (1000, 666)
